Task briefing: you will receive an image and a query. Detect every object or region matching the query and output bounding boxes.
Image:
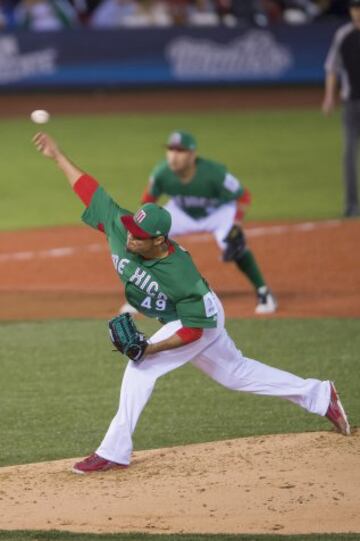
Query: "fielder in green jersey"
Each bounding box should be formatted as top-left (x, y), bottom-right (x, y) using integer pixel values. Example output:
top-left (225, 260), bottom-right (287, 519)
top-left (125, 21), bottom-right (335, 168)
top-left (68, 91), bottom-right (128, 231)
top-left (149, 155), bottom-right (242, 220)
top-left (138, 130), bottom-right (277, 315)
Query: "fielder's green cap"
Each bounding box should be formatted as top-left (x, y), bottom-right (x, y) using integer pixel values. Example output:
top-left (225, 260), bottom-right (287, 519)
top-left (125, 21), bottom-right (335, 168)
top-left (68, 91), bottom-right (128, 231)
top-left (350, 0), bottom-right (360, 6)
top-left (121, 203), bottom-right (172, 239)
top-left (166, 130), bottom-right (197, 151)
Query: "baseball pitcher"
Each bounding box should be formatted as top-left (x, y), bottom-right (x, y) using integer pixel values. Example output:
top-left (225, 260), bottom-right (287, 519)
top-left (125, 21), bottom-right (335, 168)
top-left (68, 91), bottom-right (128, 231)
top-left (33, 132), bottom-right (350, 474)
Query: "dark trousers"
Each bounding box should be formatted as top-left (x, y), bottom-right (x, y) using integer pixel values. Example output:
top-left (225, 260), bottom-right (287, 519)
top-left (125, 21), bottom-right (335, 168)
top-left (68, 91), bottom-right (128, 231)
top-left (342, 100), bottom-right (360, 216)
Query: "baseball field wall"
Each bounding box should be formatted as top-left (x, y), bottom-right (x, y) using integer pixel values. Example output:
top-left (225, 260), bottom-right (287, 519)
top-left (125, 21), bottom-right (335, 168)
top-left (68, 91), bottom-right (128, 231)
top-left (0, 20), bottom-right (345, 90)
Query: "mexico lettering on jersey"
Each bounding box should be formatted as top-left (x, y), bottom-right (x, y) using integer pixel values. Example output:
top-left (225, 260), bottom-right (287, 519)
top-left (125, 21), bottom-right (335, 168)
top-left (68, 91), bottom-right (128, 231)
top-left (148, 157), bottom-right (244, 219)
top-left (81, 186), bottom-right (218, 328)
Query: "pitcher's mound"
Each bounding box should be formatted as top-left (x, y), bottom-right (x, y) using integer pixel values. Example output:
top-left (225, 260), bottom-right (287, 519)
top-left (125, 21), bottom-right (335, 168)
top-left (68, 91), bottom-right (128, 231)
top-left (0, 431), bottom-right (359, 535)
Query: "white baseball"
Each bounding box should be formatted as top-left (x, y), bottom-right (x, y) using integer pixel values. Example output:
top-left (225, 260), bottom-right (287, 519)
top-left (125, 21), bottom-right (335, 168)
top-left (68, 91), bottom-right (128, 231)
top-left (30, 109), bottom-right (50, 124)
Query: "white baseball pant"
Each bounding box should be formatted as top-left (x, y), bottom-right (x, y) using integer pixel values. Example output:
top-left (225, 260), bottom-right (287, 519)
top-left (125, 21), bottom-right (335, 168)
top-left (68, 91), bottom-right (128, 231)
top-left (164, 199), bottom-right (236, 250)
top-left (96, 295), bottom-right (331, 465)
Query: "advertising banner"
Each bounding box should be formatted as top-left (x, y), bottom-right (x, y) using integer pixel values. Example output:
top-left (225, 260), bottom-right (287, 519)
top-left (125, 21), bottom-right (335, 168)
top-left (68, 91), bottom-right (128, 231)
top-left (0, 22), bottom-right (343, 89)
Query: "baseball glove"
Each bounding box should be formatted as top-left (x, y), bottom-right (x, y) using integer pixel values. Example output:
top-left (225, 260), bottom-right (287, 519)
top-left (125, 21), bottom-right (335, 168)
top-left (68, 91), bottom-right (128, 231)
top-left (222, 223), bottom-right (247, 262)
top-left (108, 313), bottom-right (148, 363)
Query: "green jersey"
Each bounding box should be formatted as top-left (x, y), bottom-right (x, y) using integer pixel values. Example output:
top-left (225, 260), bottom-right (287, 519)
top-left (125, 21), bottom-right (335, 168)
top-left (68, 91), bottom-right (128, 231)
top-left (82, 186), bottom-right (218, 328)
top-left (149, 157), bottom-right (244, 219)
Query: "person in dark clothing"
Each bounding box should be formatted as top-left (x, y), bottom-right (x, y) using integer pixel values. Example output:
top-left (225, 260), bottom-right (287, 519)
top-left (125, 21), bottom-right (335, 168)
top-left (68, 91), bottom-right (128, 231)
top-left (322, 0), bottom-right (360, 218)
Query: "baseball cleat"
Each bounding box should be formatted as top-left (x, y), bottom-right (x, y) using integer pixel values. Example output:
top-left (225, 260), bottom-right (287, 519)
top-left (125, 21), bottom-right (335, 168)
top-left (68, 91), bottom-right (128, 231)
top-left (326, 382), bottom-right (351, 436)
top-left (255, 287), bottom-right (277, 315)
top-left (72, 453), bottom-right (128, 474)
top-left (119, 302), bottom-right (139, 316)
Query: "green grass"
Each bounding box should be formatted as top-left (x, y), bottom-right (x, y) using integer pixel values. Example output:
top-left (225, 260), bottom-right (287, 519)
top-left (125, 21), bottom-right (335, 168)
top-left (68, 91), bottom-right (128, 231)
top-left (0, 318), bottom-right (358, 468)
top-left (0, 109), bottom-right (342, 230)
top-left (0, 532), bottom-right (359, 541)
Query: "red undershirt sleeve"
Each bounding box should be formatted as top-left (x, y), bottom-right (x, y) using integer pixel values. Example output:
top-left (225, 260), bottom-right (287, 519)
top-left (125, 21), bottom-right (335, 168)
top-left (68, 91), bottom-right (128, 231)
top-left (176, 327), bottom-right (203, 344)
top-left (235, 188), bottom-right (252, 220)
top-left (73, 174), bottom-right (99, 207)
top-left (239, 187), bottom-right (251, 205)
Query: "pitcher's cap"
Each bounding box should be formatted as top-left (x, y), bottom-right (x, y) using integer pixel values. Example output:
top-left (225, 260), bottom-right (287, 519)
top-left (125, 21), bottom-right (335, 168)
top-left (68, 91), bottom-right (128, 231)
top-left (166, 131), bottom-right (197, 151)
top-left (121, 203), bottom-right (171, 239)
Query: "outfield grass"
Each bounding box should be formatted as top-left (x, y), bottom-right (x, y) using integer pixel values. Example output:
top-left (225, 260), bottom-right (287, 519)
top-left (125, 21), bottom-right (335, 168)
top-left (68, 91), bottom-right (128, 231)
top-left (0, 109), bottom-right (342, 230)
top-left (0, 318), bottom-right (358, 468)
top-left (0, 531), bottom-right (359, 541)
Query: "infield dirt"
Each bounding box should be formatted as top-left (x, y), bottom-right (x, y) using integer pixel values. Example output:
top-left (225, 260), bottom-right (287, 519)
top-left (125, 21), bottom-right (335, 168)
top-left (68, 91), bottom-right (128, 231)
top-left (0, 218), bottom-right (359, 320)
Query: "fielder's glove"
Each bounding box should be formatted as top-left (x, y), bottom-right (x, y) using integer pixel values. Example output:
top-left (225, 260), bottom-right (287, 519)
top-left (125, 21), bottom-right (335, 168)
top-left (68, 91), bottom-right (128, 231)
top-left (222, 223), bottom-right (247, 262)
top-left (108, 313), bottom-right (148, 363)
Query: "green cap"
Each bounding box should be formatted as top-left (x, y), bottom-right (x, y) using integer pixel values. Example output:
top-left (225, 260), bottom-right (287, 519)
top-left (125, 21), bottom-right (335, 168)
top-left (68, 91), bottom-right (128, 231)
top-left (121, 203), bottom-right (172, 239)
top-left (166, 131), bottom-right (197, 151)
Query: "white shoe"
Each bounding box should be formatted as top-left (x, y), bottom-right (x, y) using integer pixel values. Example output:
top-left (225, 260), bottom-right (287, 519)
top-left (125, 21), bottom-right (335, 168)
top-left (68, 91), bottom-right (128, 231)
top-left (119, 302), bottom-right (139, 315)
top-left (255, 287), bottom-right (277, 315)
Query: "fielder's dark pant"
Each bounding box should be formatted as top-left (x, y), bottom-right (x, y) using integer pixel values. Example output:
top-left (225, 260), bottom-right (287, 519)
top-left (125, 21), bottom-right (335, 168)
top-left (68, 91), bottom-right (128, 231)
top-left (342, 100), bottom-right (360, 216)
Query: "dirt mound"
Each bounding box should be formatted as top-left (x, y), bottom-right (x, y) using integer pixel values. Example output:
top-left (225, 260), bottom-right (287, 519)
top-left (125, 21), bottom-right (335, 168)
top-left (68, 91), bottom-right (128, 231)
top-left (0, 431), bottom-right (359, 535)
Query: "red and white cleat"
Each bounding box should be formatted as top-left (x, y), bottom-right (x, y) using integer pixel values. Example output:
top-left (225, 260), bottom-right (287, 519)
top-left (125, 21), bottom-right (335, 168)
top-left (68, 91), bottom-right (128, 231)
top-left (326, 382), bottom-right (351, 436)
top-left (72, 453), bottom-right (128, 474)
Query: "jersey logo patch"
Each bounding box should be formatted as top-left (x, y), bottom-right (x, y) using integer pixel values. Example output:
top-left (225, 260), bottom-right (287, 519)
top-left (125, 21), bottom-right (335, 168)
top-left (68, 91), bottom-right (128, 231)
top-left (224, 173), bottom-right (241, 193)
top-left (203, 291), bottom-right (218, 318)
